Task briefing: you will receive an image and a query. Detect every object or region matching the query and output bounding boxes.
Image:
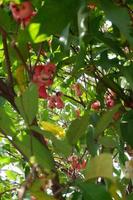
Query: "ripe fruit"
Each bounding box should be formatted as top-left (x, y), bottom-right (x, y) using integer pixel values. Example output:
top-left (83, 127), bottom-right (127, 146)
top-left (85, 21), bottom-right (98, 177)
top-left (32, 63), bottom-right (56, 99)
top-left (48, 92), bottom-right (64, 109)
top-left (91, 100), bottom-right (101, 111)
top-left (10, 1), bottom-right (36, 27)
top-left (104, 90), bottom-right (116, 108)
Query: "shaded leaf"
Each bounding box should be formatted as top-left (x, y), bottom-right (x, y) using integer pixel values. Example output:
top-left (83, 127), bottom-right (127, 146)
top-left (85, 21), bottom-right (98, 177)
top-left (98, 0), bottom-right (133, 46)
top-left (77, 181), bottom-right (112, 200)
top-left (36, 0), bottom-right (80, 35)
top-left (86, 125), bottom-right (98, 157)
top-left (120, 110), bottom-right (133, 148)
top-left (95, 104), bottom-right (121, 136)
top-left (127, 193), bottom-right (133, 200)
top-left (66, 113), bottom-right (90, 145)
top-left (15, 83), bottom-right (38, 125)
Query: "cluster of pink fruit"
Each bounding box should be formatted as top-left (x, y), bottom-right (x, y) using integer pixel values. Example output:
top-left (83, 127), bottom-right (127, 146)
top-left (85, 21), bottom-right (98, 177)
top-left (67, 155), bottom-right (86, 178)
top-left (10, 1), bottom-right (36, 28)
top-left (91, 89), bottom-right (121, 120)
top-left (33, 64), bottom-right (64, 109)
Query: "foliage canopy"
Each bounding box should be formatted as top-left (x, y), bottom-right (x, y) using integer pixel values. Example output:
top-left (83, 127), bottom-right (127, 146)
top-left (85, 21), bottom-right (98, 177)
top-left (1, 0), bottom-right (133, 199)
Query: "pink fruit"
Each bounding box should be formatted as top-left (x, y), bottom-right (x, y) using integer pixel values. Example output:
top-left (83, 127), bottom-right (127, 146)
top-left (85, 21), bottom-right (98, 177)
top-left (10, 1), bottom-right (36, 27)
top-left (32, 63), bottom-right (56, 99)
top-left (48, 93), bottom-right (64, 109)
top-left (91, 100), bottom-right (101, 111)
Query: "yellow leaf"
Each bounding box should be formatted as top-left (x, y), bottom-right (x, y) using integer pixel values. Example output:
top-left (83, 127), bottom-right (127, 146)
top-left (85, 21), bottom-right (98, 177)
top-left (85, 153), bottom-right (114, 181)
top-left (41, 121), bottom-right (65, 138)
top-left (15, 65), bottom-right (26, 93)
top-left (109, 183), bottom-right (125, 200)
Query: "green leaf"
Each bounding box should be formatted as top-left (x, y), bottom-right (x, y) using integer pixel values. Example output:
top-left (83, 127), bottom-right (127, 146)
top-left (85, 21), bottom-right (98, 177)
top-left (0, 8), bottom-right (17, 32)
top-left (85, 153), bottom-right (114, 181)
top-left (53, 137), bottom-right (72, 157)
top-left (98, 136), bottom-right (117, 148)
top-left (120, 110), bottom-right (133, 147)
top-left (0, 108), bottom-right (54, 171)
top-left (30, 126), bottom-right (72, 157)
top-left (66, 113), bottom-right (90, 145)
top-left (77, 2), bottom-right (89, 44)
top-left (0, 157), bottom-right (12, 166)
top-left (86, 125), bottom-right (98, 157)
top-left (77, 182), bottom-right (112, 200)
top-left (96, 32), bottom-right (125, 57)
top-left (59, 24), bottom-right (70, 47)
top-left (15, 83), bottom-right (38, 125)
top-left (0, 108), bottom-right (16, 137)
top-left (6, 170), bottom-right (17, 180)
top-left (120, 66), bottom-right (133, 89)
top-left (127, 193), bottom-right (133, 200)
top-left (16, 133), bottom-right (55, 171)
top-left (95, 104), bottom-right (121, 136)
top-left (98, 0), bottom-right (133, 46)
top-left (36, 0), bottom-right (80, 35)
top-left (28, 23), bottom-right (50, 43)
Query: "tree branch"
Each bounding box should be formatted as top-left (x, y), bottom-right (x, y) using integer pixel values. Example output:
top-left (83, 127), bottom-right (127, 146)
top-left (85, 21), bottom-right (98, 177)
top-left (0, 78), bottom-right (18, 111)
top-left (64, 93), bottom-right (86, 107)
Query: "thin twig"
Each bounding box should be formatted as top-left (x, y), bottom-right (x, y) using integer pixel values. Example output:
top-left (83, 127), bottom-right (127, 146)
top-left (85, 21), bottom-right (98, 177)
top-left (34, 42), bottom-right (44, 66)
top-left (18, 166), bottom-right (36, 200)
top-left (0, 78), bottom-right (18, 111)
top-left (64, 94), bottom-right (86, 108)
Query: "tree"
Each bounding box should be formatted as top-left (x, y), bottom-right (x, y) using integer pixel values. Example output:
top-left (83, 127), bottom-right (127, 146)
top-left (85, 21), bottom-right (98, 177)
top-left (0, 0), bottom-right (133, 199)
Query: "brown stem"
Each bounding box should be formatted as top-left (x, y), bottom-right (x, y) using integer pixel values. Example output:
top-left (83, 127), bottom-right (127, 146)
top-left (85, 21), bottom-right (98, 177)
top-left (0, 78), bottom-right (18, 110)
top-left (18, 166), bottom-right (36, 200)
top-left (0, 27), bottom-right (13, 87)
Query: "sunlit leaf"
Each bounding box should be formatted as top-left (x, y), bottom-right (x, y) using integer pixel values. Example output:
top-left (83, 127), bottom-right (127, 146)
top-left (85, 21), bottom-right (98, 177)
top-left (98, 0), bottom-right (133, 46)
top-left (15, 65), bottom-right (26, 93)
top-left (85, 153), bottom-right (114, 181)
top-left (41, 121), bottom-right (65, 138)
top-left (66, 113), bottom-right (90, 145)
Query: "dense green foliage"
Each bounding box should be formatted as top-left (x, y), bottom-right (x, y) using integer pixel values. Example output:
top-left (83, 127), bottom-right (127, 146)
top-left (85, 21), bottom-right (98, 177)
top-left (1, 0), bottom-right (133, 199)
